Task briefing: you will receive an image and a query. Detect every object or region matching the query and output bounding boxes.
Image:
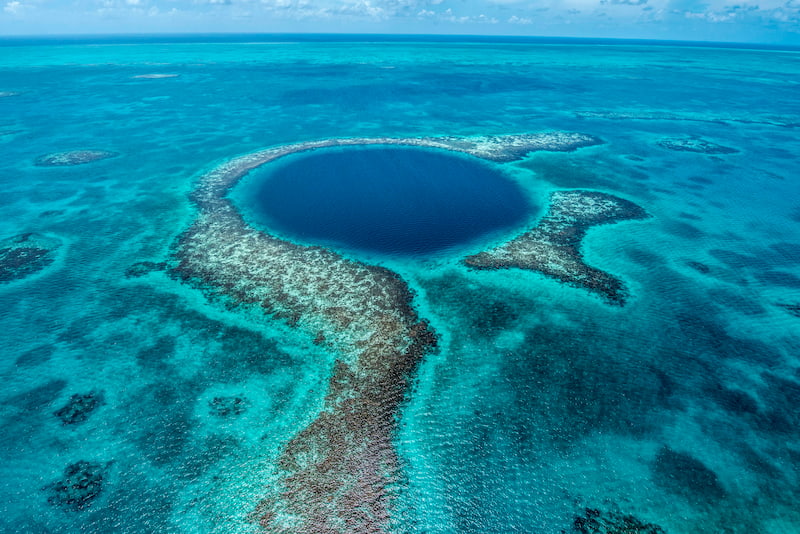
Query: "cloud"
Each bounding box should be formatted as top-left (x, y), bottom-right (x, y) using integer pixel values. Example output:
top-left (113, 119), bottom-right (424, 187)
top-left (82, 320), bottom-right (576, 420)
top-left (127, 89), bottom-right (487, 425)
top-left (4, 0), bottom-right (22, 13)
top-left (507, 14), bottom-right (533, 23)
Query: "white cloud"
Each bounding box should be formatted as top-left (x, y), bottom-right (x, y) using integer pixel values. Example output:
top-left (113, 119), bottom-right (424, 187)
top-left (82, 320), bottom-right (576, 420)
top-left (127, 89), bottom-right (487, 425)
top-left (508, 14), bottom-right (533, 23)
top-left (4, 0), bottom-right (22, 13)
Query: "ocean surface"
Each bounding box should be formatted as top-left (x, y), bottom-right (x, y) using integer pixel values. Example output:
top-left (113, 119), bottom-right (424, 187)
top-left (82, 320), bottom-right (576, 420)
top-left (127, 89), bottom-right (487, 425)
top-left (1, 35), bottom-right (799, 533)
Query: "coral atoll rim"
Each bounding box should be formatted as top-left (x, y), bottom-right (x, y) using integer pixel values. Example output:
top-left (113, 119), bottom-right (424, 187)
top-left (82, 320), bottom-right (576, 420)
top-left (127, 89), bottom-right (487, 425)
top-left (171, 132), bottom-right (605, 532)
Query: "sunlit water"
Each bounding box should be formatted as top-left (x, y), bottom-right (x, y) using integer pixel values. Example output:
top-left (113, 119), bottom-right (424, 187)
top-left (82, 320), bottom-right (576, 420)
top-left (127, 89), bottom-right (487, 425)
top-left (1, 36), bottom-right (799, 533)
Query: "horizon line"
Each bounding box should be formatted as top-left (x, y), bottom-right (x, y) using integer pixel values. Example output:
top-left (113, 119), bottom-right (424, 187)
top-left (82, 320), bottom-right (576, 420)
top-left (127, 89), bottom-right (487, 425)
top-left (1, 32), bottom-right (799, 51)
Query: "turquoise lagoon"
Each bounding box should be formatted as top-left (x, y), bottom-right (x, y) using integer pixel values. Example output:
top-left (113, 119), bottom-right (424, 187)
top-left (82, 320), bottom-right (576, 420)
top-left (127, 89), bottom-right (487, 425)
top-left (1, 36), bottom-right (799, 533)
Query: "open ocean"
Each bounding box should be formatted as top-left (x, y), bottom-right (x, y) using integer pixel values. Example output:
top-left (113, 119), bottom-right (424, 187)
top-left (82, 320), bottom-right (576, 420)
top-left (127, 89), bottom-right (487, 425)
top-left (1, 35), bottom-right (799, 533)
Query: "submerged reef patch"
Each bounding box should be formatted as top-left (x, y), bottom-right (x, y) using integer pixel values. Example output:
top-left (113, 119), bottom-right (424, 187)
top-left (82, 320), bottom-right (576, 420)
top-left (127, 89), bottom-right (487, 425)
top-left (45, 461), bottom-right (110, 511)
top-left (777, 302), bottom-right (800, 318)
top-left (572, 508), bottom-right (667, 534)
top-left (171, 132), bottom-right (599, 533)
top-left (54, 392), bottom-right (104, 425)
top-left (34, 150), bottom-right (118, 167)
top-left (652, 446), bottom-right (726, 502)
top-left (0, 232), bottom-right (61, 283)
top-left (465, 190), bottom-right (650, 305)
top-left (656, 137), bottom-right (737, 155)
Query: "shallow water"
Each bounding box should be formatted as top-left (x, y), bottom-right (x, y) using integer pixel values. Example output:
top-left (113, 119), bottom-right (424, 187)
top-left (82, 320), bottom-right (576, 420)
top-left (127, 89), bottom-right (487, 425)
top-left (0, 37), bottom-right (799, 533)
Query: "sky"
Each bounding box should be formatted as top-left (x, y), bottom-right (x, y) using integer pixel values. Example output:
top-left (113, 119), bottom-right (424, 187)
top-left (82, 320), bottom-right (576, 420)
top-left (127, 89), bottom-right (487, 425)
top-left (1, 0), bottom-right (799, 44)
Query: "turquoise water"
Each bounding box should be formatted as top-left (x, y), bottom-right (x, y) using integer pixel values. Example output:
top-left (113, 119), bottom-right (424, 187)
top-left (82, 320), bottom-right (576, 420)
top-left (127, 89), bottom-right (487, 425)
top-left (1, 36), bottom-right (799, 533)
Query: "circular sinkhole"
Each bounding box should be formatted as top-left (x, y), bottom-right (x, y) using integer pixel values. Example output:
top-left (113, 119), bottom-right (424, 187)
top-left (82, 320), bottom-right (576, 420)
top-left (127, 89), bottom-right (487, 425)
top-left (234, 145), bottom-right (534, 257)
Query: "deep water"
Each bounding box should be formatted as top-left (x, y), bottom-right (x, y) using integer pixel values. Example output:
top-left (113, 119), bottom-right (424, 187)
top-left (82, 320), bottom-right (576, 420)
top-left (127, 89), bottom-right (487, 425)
top-left (1, 37), bottom-right (799, 534)
top-left (236, 146), bottom-right (532, 257)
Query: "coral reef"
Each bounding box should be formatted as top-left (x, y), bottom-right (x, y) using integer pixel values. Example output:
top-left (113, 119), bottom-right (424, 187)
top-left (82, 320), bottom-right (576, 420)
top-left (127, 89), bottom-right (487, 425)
top-left (171, 133), bottom-right (599, 532)
top-left (465, 190), bottom-right (650, 304)
top-left (656, 138), bottom-right (737, 155)
top-left (54, 392), bottom-right (104, 425)
top-left (209, 396), bottom-right (247, 417)
top-left (572, 508), bottom-right (666, 534)
top-left (34, 150), bottom-right (117, 167)
top-left (45, 461), bottom-right (110, 511)
top-left (0, 232), bottom-right (61, 283)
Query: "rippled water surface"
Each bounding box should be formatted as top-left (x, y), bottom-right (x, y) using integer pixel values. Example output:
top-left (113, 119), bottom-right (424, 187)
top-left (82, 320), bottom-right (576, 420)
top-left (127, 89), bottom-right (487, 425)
top-left (1, 36), bottom-right (799, 533)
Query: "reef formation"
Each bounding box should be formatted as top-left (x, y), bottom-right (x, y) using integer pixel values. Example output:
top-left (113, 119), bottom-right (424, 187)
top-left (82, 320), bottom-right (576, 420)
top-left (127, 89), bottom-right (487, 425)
top-left (54, 392), bottom-right (104, 425)
top-left (45, 461), bottom-right (110, 511)
top-left (657, 137), bottom-right (737, 155)
top-left (0, 232), bottom-right (61, 283)
top-left (171, 133), bottom-right (602, 532)
top-left (465, 190), bottom-right (650, 305)
top-left (572, 508), bottom-right (666, 534)
top-left (34, 150), bottom-right (118, 167)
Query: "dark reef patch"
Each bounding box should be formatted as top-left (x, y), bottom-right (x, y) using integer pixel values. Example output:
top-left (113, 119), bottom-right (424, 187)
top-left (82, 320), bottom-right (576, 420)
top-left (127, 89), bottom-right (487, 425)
top-left (777, 302), bottom-right (800, 318)
top-left (624, 246), bottom-right (665, 267)
top-left (572, 508), bottom-right (666, 534)
top-left (688, 176), bottom-right (713, 185)
top-left (468, 298), bottom-right (518, 334)
top-left (756, 270), bottom-right (800, 289)
top-left (209, 396), bottom-right (247, 417)
top-left (125, 261), bottom-right (168, 278)
top-left (136, 335), bottom-right (176, 371)
top-left (678, 211), bottom-right (702, 221)
top-left (707, 288), bottom-right (766, 316)
top-left (0, 232), bottom-right (62, 283)
top-left (662, 220), bottom-right (703, 240)
top-left (652, 446), bottom-right (726, 502)
top-left (34, 150), bottom-right (117, 167)
top-left (705, 384), bottom-right (759, 416)
top-left (465, 190), bottom-right (650, 305)
top-left (657, 137), bottom-right (737, 154)
top-left (45, 460), bottom-right (110, 511)
top-left (15, 344), bottom-right (56, 367)
top-left (708, 249), bottom-right (769, 270)
top-left (6, 379), bottom-right (68, 413)
top-left (758, 374), bottom-right (800, 431)
top-left (768, 242), bottom-right (800, 265)
top-left (686, 261), bottom-right (711, 274)
top-left (54, 392), bottom-right (104, 425)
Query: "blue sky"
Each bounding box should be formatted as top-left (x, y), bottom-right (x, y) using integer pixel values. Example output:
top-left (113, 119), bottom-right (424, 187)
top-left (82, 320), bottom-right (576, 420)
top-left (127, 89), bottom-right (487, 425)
top-left (1, 0), bottom-right (799, 43)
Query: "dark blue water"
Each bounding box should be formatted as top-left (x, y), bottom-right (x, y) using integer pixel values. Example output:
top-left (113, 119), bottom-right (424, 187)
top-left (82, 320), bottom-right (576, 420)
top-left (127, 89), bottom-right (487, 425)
top-left (244, 146), bottom-right (533, 256)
